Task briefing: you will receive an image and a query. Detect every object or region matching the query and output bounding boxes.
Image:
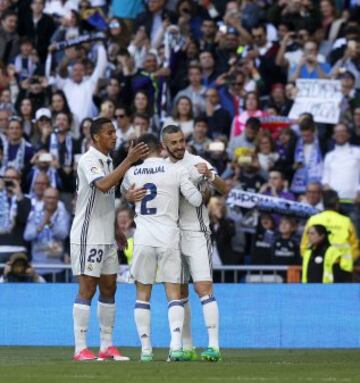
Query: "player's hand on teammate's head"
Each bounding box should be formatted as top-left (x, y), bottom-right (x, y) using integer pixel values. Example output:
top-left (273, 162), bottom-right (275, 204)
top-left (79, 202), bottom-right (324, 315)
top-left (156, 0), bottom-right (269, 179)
top-left (126, 140), bottom-right (149, 163)
top-left (125, 184), bottom-right (146, 203)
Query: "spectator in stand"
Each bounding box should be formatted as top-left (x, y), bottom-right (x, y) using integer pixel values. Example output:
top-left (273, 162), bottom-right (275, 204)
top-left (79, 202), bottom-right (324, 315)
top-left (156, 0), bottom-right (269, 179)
top-left (27, 151), bottom-right (60, 196)
top-left (208, 196), bottom-right (237, 265)
top-left (300, 182), bottom-right (324, 211)
top-left (246, 23), bottom-right (284, 95)
top-left (351, 107), bottom-right (360, 146)
top-left (204, 87), bottom-right (231, 138)
top-left (19, 0), bottom-right (56, 64)
top-left (331, 37), bottom-right (360, 89)
top-left (0, 252), bottom-right (44, 283)
top-left (50, 90), bottom-right (79, 139)
top-left (48, 112), bottom-right (79, 204)
top-left (217, 71), bottom-right (247, 120)
top-left (18, 98), bottom-right (35, 140)
top-left (266, 83), bottom-right (292, 116)
top-left (114, 106), bottom-right (134, 148)
top-left (33, 108), bottom-right (52, 151)
top-left (322, 123), bottom-right (360, 219)
top-left (271, 217), bottom-right (301, 266)
top-left (132, 90), bottom-right (158, 132)
top-left (275, 127), bottom-right (297, 182)
top-left (230, 91), bottom-right (267, 138)
top-left (24, 187), bottom-right (70, 282)
top-left (13, 38), bottom-right (38, 82)
top-left (254, 132), bottom-right (280, 180)
top-left (175, 64), bottom-right (207, 117)
top-left (199, 50), bottom-right (218, 88)
top-left (0, 116), bottom-right (34, 175)
top-left (251, 213), bottom-right (276, 265)
top-left (290, 40), bottom-right (331, 81)
top-left (290, 114), bottom-right (324, 195)
top-left (338, 71), bottom-right (360, 128)
top-left (78, 117), bottom-right (92, 154)
top-left (46, 42), bottom-right (107, 123)
top-left (0, 10), bottom-right (19, 65)
top-left (260, 168), bottom-right (295, 201)
top-left (228, 117), bottom-right (260, 163)
top-left (0, 166), bottom-right (31, 262)
top-left (163, 96), bottom-right (194, 138)
top-left (188, 116), bottom-right (212, 157)
top-left (198, 17), bottom-right (217, 53)
top-left (320, 0), bottom-right (345, 44)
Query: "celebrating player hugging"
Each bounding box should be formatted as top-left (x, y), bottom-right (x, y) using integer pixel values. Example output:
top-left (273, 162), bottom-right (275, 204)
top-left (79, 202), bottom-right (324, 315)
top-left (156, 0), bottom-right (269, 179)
top-left (126, 125), bottom-right (227, 362)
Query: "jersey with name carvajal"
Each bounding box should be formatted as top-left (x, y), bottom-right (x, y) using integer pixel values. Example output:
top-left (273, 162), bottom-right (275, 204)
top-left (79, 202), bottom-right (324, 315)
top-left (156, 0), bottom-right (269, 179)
top-left (121, 157), bottom-right (202, 249)
top-left (70, 146), bottom-right (115, 245)
top-left (169, 151), bottom-right (215, 233)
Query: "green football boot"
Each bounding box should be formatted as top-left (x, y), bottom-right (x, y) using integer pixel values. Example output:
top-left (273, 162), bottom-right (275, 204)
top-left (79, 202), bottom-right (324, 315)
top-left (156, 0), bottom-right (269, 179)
top-left (200, 347), bottom-right (222, 362)
top-left (168, 349), bottom-right (187, 362)
top-left (182, 348), bottom-right (198, 361)
top-left (140, 352), bottom-right (153, 362)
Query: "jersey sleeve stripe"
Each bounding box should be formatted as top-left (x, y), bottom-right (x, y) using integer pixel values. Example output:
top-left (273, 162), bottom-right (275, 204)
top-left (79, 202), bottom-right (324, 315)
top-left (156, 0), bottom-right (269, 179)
top-left (91, 176), bottom-right (104, 186)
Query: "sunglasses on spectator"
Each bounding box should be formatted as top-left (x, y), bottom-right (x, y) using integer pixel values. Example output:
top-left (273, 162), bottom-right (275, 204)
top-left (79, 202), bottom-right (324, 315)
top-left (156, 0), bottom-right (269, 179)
top-left (116, 114), bottom-right (126, 118)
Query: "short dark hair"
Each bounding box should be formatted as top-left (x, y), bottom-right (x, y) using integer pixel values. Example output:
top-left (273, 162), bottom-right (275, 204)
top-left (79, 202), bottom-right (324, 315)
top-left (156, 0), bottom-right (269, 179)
top-left (323, 190), bottom-right (339, 210)
top-left (161, 124), bottom-right (182, 140)
top-left (246, 117), bottom-right (261, 131)
top-left (133, 112), bottom-right (150, 122)
top-left (137, 133), bottom-right (159, 153)
top-left (2, 10), bottom-right (17, 21)
top-left (194, 115), bottom-right (208, 127)
top-left (90, 117), bottom-right (112, 141)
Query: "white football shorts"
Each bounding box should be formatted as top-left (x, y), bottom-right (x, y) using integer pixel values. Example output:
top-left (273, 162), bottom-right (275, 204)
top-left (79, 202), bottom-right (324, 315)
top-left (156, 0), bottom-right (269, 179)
top-left (71, 244), bottom-right (119, 278)
top-left (180, 230), bottom-right (213, 283)
top-left (131, 245), bottom-right (182, 284)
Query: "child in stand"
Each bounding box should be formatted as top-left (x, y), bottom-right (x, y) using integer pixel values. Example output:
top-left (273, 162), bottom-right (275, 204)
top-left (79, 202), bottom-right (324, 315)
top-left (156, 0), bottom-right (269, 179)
top-left (271, 217), bottom-right (301, 266)
top-left (251, 213), bottom-right (275, 265)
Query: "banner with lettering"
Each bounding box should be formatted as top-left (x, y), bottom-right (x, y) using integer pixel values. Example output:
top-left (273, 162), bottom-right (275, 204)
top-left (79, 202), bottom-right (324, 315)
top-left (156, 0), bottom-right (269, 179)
top-left (226, 189), bottom-right (318, 218)
top-left (289, 79), bottom-right (342, 124)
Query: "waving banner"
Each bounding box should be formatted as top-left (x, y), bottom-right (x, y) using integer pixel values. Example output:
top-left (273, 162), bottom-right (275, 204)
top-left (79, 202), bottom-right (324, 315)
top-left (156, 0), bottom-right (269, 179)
top-left (227, 189), bottom-right (318, 218)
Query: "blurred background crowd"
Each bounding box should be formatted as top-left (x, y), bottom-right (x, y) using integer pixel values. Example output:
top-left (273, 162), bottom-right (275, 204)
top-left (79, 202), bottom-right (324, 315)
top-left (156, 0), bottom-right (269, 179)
top-left (0, 0), bottom-right (360, 283)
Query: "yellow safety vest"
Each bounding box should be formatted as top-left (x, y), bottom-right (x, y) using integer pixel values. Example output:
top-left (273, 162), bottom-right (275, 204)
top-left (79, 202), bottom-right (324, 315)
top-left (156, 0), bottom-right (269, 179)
top-left (302, 245), bottom-right (353, 283)
top-left (123, 237), bottom-right (134, 265)
top-left (300, 210), bottom-right (359, 268)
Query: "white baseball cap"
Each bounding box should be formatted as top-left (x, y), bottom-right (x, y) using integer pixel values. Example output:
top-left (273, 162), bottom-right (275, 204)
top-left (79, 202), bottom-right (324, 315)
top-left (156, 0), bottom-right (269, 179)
top-left (35, 108), bottom-right (51, 121)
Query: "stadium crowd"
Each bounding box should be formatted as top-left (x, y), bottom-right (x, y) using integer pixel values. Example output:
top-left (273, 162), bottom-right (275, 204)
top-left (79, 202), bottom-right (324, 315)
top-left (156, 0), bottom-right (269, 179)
top-left (0, 0), bottom-right (360, 283)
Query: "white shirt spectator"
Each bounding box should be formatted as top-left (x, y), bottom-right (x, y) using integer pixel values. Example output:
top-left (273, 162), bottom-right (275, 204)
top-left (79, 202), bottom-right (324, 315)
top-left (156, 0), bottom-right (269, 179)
top-left (322, 143), bottom-right (360, 201)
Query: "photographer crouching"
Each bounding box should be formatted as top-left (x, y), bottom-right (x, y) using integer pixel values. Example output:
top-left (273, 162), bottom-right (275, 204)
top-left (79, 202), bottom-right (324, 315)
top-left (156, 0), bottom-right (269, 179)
top-left (0, 167), bottom-right (32, 263)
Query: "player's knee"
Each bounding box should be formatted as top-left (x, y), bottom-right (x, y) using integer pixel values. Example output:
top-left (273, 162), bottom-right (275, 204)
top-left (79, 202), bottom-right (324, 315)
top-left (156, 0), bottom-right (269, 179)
top-left (99, 282), bottom-right (117, 298)
top-left (194, 281), bottom-right (212, 297)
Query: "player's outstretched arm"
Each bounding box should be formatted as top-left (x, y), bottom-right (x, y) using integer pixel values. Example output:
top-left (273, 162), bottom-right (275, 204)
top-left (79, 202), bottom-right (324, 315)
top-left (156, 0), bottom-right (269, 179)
top-left (195, 163), bottom-right (228, 195)
top-left (94, 142), bottom-right (149, 193)
top-left (178, 167), bottom-right (203, 207)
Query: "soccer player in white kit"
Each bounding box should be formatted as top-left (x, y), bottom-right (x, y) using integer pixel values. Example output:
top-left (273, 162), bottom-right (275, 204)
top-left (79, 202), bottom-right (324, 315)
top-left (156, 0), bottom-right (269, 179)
top-left (121, 133), bottom-right (206, 362)
top-left (162, 125), bottom-right (228, 361)
top-left (70, 117), bottom-right (148, 361)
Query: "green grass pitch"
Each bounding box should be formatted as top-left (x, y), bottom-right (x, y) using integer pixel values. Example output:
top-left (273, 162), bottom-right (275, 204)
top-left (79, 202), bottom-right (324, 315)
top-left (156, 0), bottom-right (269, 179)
top-left (1, 347), bottom-right (359, 383)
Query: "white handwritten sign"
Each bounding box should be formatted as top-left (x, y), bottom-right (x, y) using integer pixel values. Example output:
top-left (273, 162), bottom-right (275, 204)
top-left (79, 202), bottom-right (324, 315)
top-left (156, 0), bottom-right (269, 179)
top-left (289, 79), bottom-right (342, 124)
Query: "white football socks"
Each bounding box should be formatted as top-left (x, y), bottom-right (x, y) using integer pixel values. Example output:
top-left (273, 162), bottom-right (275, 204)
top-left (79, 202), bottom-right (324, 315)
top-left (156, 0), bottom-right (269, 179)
top-left (97, 300), bottom-right (116, 352)
top-left (73, 302), bottom-right (90, 354)
top-left (134, 300), bottom-right (152, 353)
top-left (168, 300), bottom-right (184, 351)
top-left (182, 297), bottom-right (193, 350)
top-left (200, 295), bottom-right (219, 349)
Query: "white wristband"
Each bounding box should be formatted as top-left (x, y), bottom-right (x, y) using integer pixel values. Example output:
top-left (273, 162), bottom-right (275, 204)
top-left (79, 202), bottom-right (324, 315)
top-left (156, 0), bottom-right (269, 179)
top-left (209, 172), bottom-right (216, 182)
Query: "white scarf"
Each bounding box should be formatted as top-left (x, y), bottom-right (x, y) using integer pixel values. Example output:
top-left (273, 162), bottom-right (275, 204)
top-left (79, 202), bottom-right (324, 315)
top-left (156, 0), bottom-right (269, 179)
top-left (2, 137), bottom-right (26, 171)
top-left (49, 132), bottom-right (73, 167)
top-left (0, 191), bottom-right (18, 234)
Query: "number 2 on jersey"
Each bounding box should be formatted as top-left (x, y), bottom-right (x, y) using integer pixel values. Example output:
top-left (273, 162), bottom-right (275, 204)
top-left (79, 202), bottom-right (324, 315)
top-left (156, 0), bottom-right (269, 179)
top-left (140, 183), bottom-right (157, 215)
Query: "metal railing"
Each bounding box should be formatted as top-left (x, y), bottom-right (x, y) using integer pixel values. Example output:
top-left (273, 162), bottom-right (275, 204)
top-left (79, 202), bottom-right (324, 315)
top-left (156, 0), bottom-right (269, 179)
top-left (0, 263), bottom-right (301, 283)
